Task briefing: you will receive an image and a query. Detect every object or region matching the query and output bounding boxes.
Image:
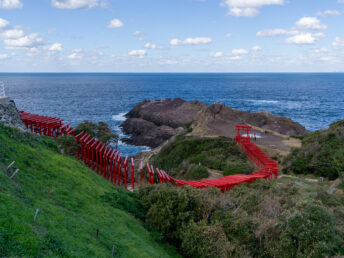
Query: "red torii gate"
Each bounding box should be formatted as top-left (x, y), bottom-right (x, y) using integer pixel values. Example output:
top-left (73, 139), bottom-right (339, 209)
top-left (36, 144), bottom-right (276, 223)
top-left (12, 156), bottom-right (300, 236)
top-left (19, 111), bottom-right (63, 137)
top-left (19, 111), bottom-right (278, 193)
top-left (235, 125), bottom-right (252, 138)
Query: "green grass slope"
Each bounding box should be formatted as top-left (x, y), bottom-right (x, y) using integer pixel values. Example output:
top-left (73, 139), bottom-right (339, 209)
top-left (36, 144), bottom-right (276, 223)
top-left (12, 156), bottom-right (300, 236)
top-left (283, 120), bottom-right (344, 179)
top-left (0, 124), bottom-right (178, 257)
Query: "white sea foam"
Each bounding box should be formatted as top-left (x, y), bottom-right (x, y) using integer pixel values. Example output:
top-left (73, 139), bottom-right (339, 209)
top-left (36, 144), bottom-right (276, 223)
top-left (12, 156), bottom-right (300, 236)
top-left (112, 112), bottom-right (127, 122)
top-left (246, 100), bottom-right (279, 104)
top-left (117, 139), bottom-right (151, 152)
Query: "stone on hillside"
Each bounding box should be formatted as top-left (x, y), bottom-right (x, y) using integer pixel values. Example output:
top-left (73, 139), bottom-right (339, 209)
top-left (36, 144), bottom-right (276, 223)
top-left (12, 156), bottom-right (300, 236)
top-left (0, 97), bottom-right (26, 131)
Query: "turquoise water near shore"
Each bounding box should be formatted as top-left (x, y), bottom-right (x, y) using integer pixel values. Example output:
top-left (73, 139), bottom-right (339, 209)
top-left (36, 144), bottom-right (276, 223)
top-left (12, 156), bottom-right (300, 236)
top-left (1, 73), bottom-right (343, 155)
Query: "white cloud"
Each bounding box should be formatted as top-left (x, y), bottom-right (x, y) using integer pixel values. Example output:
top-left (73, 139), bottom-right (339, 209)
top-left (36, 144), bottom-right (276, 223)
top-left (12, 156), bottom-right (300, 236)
top-left (26, 47), bottom-right (40, 57)
top-left (296, 17), bottom-right (327, 30)
top-left (128, 49), bottom-right (147, 58)
top-left (170, 37), bottom-right (212, 46)
top-left (211, 51), bottom-right (223, 57)
top-left (4, 33), bottom-right (45, 50)
top-left (316, 10), bottom-right (341, 17)
top-left (107, 19), bottom-right (123, 28)
top-left (0, 29), bottom-right (24, 39)
top-left (49, 43), bottom-right (63, 51)
top-left (0, 18), bottom-right (9, 28)
top-left (333, 37), bottom-right (344, 48)
top-left (225, 33), bottom-right (232, 38)
top-left (313, 32), bottom-right (325, 39)
top-left (68, 49), bottom-right (83, 59)
top-left (286, 32), bottom-right (324, 45)
top-left (158, 59), bottom-right (178, 65)
top-left (0, 53), bottom-right (9, 60)
top-left (51, 0), bottom-right (100, 9)
top-left (228, 55), bottom-right (241, 60)
top-left (221, 0), bottom-right (284, 17)
top-left (133, 31), bottom-right (141, 36)
top-left (144, 43), bottom-right (156, 49)
top-left (232, 48), bottom-right (249, 54)
top-left (338, 0), bottom-right (344, 3)
top-left (251, 45), bottom-right (262, 51)
top-left (0, 0), bottom-right (23, 9)
top-left (144, 43), bottom-right (163, 49)
top-left (257, 28), bottom-right (298, 37)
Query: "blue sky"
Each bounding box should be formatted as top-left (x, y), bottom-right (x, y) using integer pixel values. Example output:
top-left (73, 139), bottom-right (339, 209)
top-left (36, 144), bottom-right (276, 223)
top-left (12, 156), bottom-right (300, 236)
top-left (0, 0), bottom-right (344, 72)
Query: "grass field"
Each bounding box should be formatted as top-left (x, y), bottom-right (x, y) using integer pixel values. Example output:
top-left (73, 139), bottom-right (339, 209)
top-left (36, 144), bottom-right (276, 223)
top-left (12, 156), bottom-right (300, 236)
top-left (0, 124), bottom-right (179, 257)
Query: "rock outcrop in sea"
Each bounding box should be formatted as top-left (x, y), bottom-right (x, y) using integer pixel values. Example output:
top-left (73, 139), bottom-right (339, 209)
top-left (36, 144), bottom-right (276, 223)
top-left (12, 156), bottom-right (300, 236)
top-left (121, 98), bottom-right (307, 148)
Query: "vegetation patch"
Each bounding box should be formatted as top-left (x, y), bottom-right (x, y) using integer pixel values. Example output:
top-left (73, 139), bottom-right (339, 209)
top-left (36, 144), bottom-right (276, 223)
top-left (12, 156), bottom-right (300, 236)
top-left (150, 134), bottom-right (255, 180)
top-left (139, 180), bottom-right (344, 258)
top-left (283, 119), bottom-right (344, 179)
top-left (0, 124), bottom-right (178, 257)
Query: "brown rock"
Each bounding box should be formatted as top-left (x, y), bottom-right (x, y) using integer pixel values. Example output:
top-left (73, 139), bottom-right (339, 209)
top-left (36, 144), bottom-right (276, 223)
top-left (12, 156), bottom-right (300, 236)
top-left (191, 103), bottom-right (307, 139)
top-left (121, 98), bottom-right (307, 149)
top-left (121, 98), bottom-right (205, 147)
top-left (0, 97), bottom-right (26, 131)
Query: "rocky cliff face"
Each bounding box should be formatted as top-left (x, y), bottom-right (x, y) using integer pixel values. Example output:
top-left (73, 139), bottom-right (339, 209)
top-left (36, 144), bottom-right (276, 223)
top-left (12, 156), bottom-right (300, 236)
top-left (121, 99), bottom-right (307, 148)
top-left (121, 98), bottom-right (205, 147)
top-left (191, 103), bottom-right (307, 138)
top-left (0, 97), bottom-right (26, 131)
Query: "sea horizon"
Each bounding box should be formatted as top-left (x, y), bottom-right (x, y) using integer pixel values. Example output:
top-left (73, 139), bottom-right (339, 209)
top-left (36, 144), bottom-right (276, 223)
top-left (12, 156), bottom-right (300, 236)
top-left (2, 72), bottom-right (343, 155)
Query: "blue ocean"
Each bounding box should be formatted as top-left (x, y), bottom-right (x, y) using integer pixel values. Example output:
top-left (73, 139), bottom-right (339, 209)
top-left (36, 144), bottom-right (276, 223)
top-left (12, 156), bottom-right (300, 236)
top-left (1, 73), bottom-right (343, 155)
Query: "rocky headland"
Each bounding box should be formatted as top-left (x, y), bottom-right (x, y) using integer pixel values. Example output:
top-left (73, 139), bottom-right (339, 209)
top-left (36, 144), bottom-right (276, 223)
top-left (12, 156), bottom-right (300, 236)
top-left (121, 98), bottom-right (307, 152)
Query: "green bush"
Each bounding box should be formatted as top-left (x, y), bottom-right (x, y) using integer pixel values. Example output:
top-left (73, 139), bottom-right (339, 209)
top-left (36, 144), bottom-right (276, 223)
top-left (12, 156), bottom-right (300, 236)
top-left (76, 120), bottom-right (118, 145)
top-left (181, 221), bottom-right (231, 258)
top-left (151, 135), bottom-right (254, 180)
top-left (277, 202), bottom-right (340, 257)
top-left (138, 179), bottom-right (344, 257)
top-left (283, 119), bottom-right (344, 179)
top-left (56, 135), bottom-right (77, 155)
top-left (186, 165), bottom-right (208, 180)
top-left (139, 184), bottom-right (218, 244)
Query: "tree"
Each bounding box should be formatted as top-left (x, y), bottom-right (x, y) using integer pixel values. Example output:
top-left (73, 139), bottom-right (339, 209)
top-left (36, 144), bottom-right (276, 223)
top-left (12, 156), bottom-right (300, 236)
top-left (75, 120), bottom-right (119, 148)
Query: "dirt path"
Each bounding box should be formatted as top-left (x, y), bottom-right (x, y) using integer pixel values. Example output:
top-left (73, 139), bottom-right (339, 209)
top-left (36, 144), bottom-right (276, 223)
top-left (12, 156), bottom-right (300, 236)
top-left (207, 168), bottom-right (223, 179)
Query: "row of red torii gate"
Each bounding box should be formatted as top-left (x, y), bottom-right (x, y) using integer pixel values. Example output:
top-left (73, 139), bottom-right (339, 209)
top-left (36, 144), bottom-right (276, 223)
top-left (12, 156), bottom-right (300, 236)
top-left (19, 111), bottom-right (278, 192)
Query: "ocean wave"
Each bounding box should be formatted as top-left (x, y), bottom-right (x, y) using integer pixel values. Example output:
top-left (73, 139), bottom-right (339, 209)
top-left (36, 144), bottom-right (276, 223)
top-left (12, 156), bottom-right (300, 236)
top-left (245, 99), bottom-right (279, 104)
top-left (112, 112), bottom-right (127, 122)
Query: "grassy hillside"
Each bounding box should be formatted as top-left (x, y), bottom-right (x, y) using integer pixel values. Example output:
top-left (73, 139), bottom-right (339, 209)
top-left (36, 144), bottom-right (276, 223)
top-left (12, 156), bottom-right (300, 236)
top-left (0, 124), bottom-right (178, 257)
top-left (283, 120), bottom-right (344, 179)
top-left (150, 134), bottom-right (255, 180)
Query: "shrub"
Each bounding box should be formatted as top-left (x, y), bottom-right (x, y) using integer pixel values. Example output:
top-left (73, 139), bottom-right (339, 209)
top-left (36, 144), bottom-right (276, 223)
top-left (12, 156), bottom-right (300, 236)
top-left (186, 165), bottom-right (208, 180)
top-left (75, 120), bottom-right (97, 137)
top-left (138, 179), bottom-right (344, 258)
top-left (181, 221), bottom-right (231, 258)
top-left (283, 119), bottom-right (344, 180)
top-left (139, 184), bottom-right (218, 244)
top-left (277, 202), bottom-right (340, 257)
top-left (76, 120), bottom-right (118, 145)
top-left (151, 135), bottom-right (254, 180)
top-left (56, 135), bottom-right (77, 155)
